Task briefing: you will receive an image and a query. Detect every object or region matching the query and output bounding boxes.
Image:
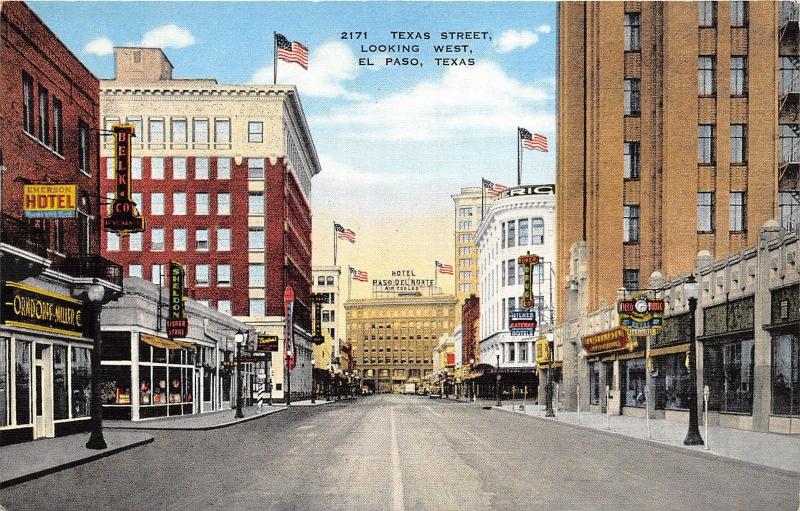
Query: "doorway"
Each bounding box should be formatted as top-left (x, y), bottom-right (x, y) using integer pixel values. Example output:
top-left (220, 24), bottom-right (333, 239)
top-left (33, 343), bottom-right (54, 439)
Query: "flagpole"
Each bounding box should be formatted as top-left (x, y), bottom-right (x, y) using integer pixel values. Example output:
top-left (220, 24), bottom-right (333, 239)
top-left (333, 221), bottom-right (338, 266)
top-left (434, 262), bottom-right (438, 293)
top-left (517, 127), bottom-right (522, 186)
top-left (273, 32), bottom-right (278, 85)
top-left (481, 178), bottom-right (485, 220)
top-left (348, 267), bottom-right (353, 301)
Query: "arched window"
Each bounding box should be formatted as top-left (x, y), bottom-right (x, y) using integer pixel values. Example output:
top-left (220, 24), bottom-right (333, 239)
top-left (531, 218), bottom-right (544, 244)
top-left (326, 276), bottom-right (334, 286)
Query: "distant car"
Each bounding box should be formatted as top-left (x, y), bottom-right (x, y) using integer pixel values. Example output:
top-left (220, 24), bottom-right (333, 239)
top-left (429, 393), bottom-right (442, 399)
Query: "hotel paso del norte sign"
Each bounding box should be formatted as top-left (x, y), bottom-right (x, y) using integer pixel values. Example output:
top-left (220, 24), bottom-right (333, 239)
top-left (617, 295), bottom-right (665, 336)
top-left (372, 269), bottom-right (434, 294)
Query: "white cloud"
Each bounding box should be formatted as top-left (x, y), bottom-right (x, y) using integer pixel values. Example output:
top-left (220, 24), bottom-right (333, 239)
top-left (252, 41), bottom-right (366, 100)
top-left (536, 24), bottom-right (552, 34)
top-left (312, 61), bottom-right (552, 141)
top-left (140, 24), bottom-right (195, 49)
top-left (495, 29), bottom-right (539, 53)
top-left (84, 37), bottom-right (114, 56)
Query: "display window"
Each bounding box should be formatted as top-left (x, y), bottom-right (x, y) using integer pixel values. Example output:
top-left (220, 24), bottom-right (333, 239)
top-left (16, 340), bottom-right (32, 425)
top-left (100, 365), bottom-right (132, 405)
top-left (169, 366), bottom-right (182, 403)
top-left (71, 347), bottom-right (91, 418)
top-left (589, 361), bottom-right (601, 405)
top-left (140, 367), bottom-right (152, 405)
top-left (704, 339), bottom-right (755, 414)
top-left (772, 334), bottom-right (799, 417)
top-left (0, 339), bottom-right (9, 427)
top-left (653, 353), bottom-right (690, 411)
top-left (53, 345), bottom-right (68, 420)
top-left (153, 366), bottom-right (167, 404)
top-left (621, 358), bottom-right (646, 408)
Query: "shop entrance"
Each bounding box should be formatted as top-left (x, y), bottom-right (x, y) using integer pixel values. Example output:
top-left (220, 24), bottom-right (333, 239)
top-left (33, 343), bottom-right (54, 439)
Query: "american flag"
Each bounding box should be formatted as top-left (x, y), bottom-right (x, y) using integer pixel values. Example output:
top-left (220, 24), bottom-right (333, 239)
top-left (519, 128), bottom-right (548, 152)
top-left (275, 33), bottom-right (309, 70)
top-left (335, 223), bottom-right (356, 243)
top-left (350, 267), bottom-right (368, 282)
top-left (436, 261), bottom-right (453, 275)
top-left (482, 178), bottom-right (508, 197)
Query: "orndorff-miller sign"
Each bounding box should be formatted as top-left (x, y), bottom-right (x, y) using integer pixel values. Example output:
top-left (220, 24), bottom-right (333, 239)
top-left (372, 269), bottom-right (434, 293)
top-left (1, 281), bottom-right (84, 337)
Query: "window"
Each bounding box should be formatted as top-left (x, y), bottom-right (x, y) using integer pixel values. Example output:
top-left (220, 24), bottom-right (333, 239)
top-left (317, 276), bottom-right (325, 286)
top-left (38, 86), bottom-right (49, 145)
top-left (217, 157), bottom-right (231, 179)
top-left (698, 124), bottom-right (716, 164)
top-left (698, 192), bottom-right (715, 232)
top-left (624, 79), bottom-right (640, 116)
top-left (780, 57), bottom-right (800, 95)
top-left (196, 229), bottom-right (209, 250)
top-left (459, 258), bottom-right (471, 267)
top-left (193, 118), bottom-right (209, 143)
top-left (730, 124), bottom-right (747, 164)
top-left (107, 231), bottom-right (120, 251)
top-left (217, 264), bottom-right (231, 286)
top-left (780, 125), bottom-right (800, 164)
top-left (105, 158), bottom-right (115, 179)
top-left (151, 193), bottom-right (164, 215)
top-left (699, 0), bottom-right (716, 27)
top-left (52, 97), bottom-right (63, 154)
top-left (129, 264), bottom-right (143, 278)
top-left (249, 192), bottom-right (264, 215)
top-left (218, 300), bottom-right (232, 316)
top-left (731, 57), bottom-right (747, 96)
top-left (78, 120), bottom-right (89, 174)
top-left (151, 157), bottom-right (164, 179)
top-left (698, 56), bottom-right (716, 95)
top-left (249, 264), bottom-right (265, 287)
top-left (458, 207), bottom-right (473, 217)
top-left (459, 271), bottom-right (472, 280)
top-left (151, 264), bottom-right (164, 285)
top-left (322, 311), bottom-right (331, 322)
top-left (196, 264), bottom-right (210, 286)
top-left (459, 246), bottom-right (472, 255)
top-left (730, 0), bottom-right (747, 27)
top-left (507, 221), bottom-right (516, 248)
top-left (531, 218), bottom-right (544, 244)
top-left (173, 157), bottom-right (187, 179)
top-left (131, 157), bottom-right (142, 180)
top-left (248, 121), bottom-right (264, 143)
top-left (729, 192), bottom-right (746, 232)
top-left (704, 339), bottom-right (754, 414)
top-left (249, 299), bottom-right (266, 316)
top-left (129, 231), bottom-right (142, 251)
top-left (71, 347), bottom-right (91, 419)
top-left (590, 362), bottom-right (602, 405)
top-left (214, 118), bottom-right (231, 143)
top-left (173, 228), bottom-right (187, 251)
top-left (622, 358), bottom-right (647, 407)
top-left (507, 259), bottom-right (516, 286)
top-left (171, 118), bottom-right (187, 143)
top-left (623, 269), bottom-right (639, 291)
top-left (248, 158), bottom-right (265, 180)
top-left (624, 142), bottom-right (640, 179)
top-left (772, 334), bottom-right (799, 416)
top-left (173, 192), bottom-right (187, 215)
top-left (195, 193), bottom-right (210, 215)
top-left (217, 192), bottom-right (231, 215)
top-left (195, 157), bottom-right (209, 179)
top-left (458, 220), bottom-right (472, 230)
top-left (326, 276), bottom-right (334, 286)
top-left (152, 228), bottom-right (165, 251)
top-left (623, 205), bottom-right (640, 243)
top-left (22, 72), bottom-right (34, 134)
top-left (126, 117), bottom-right (143, 139)
top-left (779, 192), bottom-right (800, 231)
top-left (624, 12), bottom-right (641, 51)
top-left (148, 118), bottom-right (164, 142)
top-left (217, 227), bottom-right (231, 251)
top-left (249, 228), bottom-right (265, 251)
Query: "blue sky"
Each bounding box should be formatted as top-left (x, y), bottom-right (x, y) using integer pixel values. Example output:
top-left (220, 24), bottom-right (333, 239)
top-left (30, 1), bottom-right (557, 291)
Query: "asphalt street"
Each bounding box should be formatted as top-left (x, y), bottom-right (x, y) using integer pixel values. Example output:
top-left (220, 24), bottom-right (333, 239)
top-left (0, 395), bottom-right (798, 511)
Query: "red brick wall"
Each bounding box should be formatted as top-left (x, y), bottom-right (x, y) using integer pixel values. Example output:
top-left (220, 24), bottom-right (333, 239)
top-left (1, 1), bottom-right (100, 256)
top-left (462, 295), bottom-right (480, 365)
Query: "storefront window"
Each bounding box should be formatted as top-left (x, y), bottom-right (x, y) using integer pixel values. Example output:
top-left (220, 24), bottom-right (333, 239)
top-left (203, 370), bottom-right (213, 402)
top-left (53, 345), bottom-right (68, 420)
top-left (100, 365), bottom-right (132, 405)
top-left (222, 370), bottom-right (231, 401)
top-left (656, 353), bottom-right (690, 410)
top-left (0, 339), bottom-right (8, 427)
top-left (772, 334), bottom-right (799, 416)
top-left (621, 358), bottom-right (646, 407)
top-left (590, 362), bottom-right (601, 405)
top-left (103, 332), bottom-right (131, 361)
top-left (71, 347), bottom-right (91, 418)
top-left (140, 367), bottom-right (152, 405)
top-left (153, 367), bottom-right (167, 404)
top-left (704, 339), bottom-right (755, 414)
top-left (16, 341), bottom-right (32, 425)
top-left (169, 349), bottom-right (182, 365)
top-left (183, 368), bottom-right (193, 402)
top-left (153, 347), bottom-right (167, 364)
top-left (139, 339), bottom-right (151, 363)
top-left (169, 366), bottom-right (182, 403)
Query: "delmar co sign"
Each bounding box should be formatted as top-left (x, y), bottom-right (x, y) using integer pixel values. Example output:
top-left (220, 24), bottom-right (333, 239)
top-left (23, 184), bottom-right (77, 218)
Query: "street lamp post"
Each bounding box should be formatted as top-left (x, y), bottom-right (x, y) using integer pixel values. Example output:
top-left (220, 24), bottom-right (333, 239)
top-left (470, 358), bottom-right (476, 402)
top-left (326, 364), bottom-right (332, 401)
top-left (683, 274), bottom-right (704, 446)
top-left (234, 332), bottom-right (245, 419)
top-left (545, 339), bottom-right (555, 418)
top-left (85, 284), bottom-right (107, 450)
top-left (334, 368), bottom-right (340, 401)
top-left (311, 358), bottom-right (316, 404)
top-left (495, 345), bottom-right (502, 407)
top-left (443, 369), bottom-right (448, 399)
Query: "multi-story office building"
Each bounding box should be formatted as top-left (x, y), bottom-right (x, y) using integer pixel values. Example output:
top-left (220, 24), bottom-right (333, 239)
top-left (313, 266), bottom-right (342, 342)
top-left (452, 187), bottom-right (497, 312)
top-left (476, 184), bottom-right (556, 394)
top-left (345, 294), bottom-right (456, 394)
top-left (99, 48), bottom-right (321, 400)
top-left (0, 2), bottom-right (122, 444)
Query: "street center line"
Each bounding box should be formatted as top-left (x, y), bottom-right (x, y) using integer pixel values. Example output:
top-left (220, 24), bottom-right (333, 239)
top-left (390, 407), bottom-right (405, 511)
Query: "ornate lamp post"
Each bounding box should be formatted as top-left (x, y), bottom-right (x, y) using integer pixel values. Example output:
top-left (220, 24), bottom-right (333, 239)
top-left (85, 284), bottom-right (107, 450)
top-left (470, 358), bottom-right (476, 402)
top-left (326, 364), bottom-right (332, 401)
top-left (495, 345), bottom-right (502, 407)
top-left (311, 358), bottom-right (316, 404)
top-left (234, 332), bottom-right (245, 419)
top-left (683, 274), bottom-right (704, 446)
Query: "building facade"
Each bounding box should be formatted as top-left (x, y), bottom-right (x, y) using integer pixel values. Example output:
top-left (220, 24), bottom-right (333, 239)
top-left (452, 187), bottom-right (497, 312)
top-left (556, 1), bottom-right (800, 321)
top-left (0, 2), bottom-right (122, 445)
top-left (345, 294), bottom-right (456, 394)
top-left (99, 47), bottom-right (321, 401)
top-left (313, 266), bottom-right (342, 342)
top-left (476, 184), bottom-right (556, 395)
top-left (461, 294), bottom-right (480, 366)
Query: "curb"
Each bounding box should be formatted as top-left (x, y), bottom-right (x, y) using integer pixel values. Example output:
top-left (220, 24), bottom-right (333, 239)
top-left (0, 435), bottom-right (154, 490)
top-left (492, 406), bottom-right (800, 479)
top-left (106, 406), bottom-right (287, 431)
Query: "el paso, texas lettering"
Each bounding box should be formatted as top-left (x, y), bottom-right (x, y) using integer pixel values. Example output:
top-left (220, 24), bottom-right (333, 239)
top-left (342, 30), bottom-right (491, 67)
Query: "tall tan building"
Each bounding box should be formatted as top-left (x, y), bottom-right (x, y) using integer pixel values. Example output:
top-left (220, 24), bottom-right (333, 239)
top-left (345, 294), bottom-right (456, 393)
top-left (452, 187), bottom-right (497, 317)
top-left (556, 1), bottom-right (799, 319)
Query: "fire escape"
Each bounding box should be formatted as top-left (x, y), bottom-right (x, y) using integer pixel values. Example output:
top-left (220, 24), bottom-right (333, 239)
top-left (779, 1), bottom-right (800, 230)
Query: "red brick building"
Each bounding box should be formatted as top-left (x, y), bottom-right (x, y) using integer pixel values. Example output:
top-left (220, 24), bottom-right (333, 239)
top-left (461, 294), bottom-right (480, 366)
top-left (0, 1), bottom-right (122, 445)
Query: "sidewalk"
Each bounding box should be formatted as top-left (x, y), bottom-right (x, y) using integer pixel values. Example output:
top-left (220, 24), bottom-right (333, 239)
top-left (106, 404), bottom-right (287, 431)
top-left (0, 431), bottom-right (153, 489)
top-left (493, 401), bottom-right (800, 476)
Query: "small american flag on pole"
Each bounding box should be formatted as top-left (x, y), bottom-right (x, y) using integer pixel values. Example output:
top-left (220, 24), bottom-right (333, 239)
top-left (350, 266), bottom-right (369, 282)
top-left (482, 178), bottom-right (508, 197)
top-left (275, 33), bottom-right (309, 69)
top-left (520, 128), bottom-right (548, 152)
top-left (335, 223), bottom-right (356, 243)
top-left (436, 261), bottom-right (454, 275)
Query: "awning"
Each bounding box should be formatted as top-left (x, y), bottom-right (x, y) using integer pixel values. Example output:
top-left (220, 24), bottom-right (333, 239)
top-left (140, 333), bottom-right (196, 351)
